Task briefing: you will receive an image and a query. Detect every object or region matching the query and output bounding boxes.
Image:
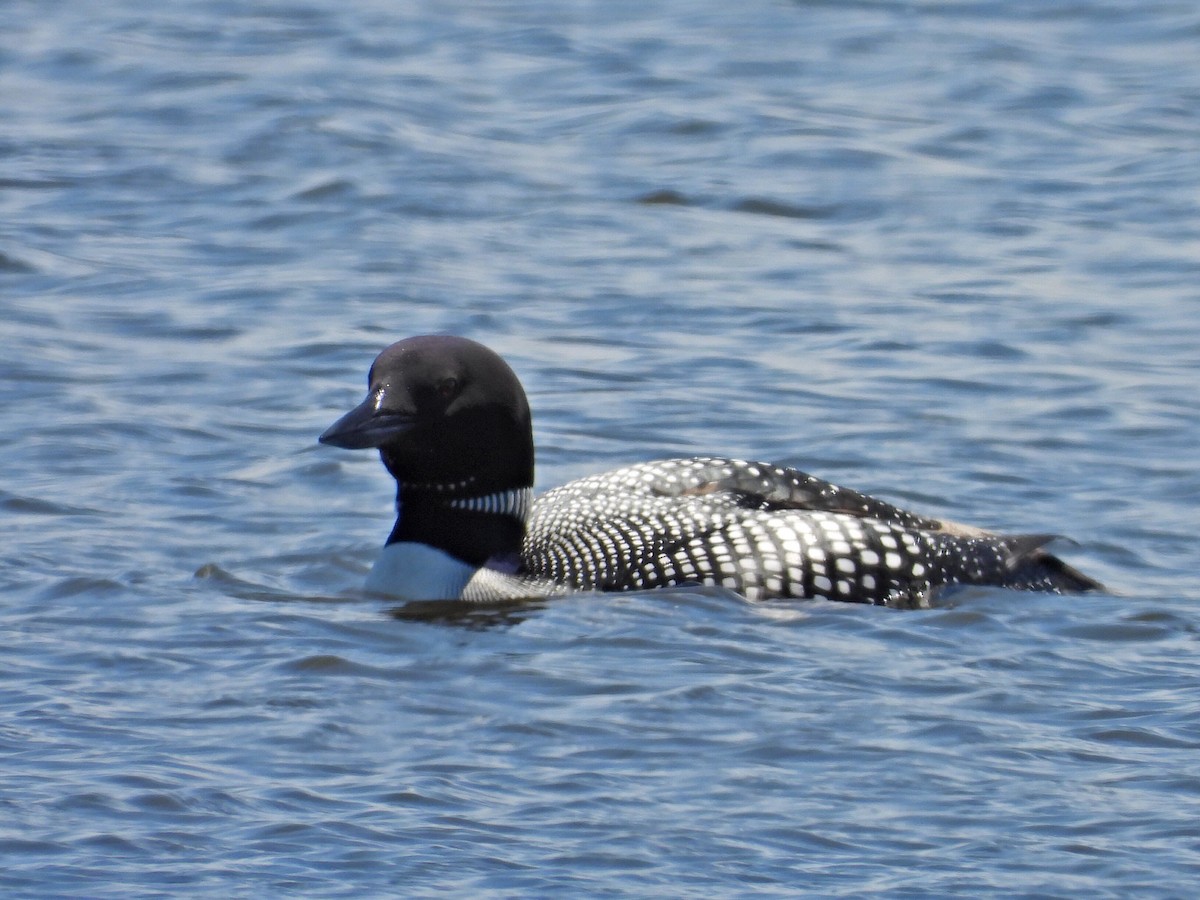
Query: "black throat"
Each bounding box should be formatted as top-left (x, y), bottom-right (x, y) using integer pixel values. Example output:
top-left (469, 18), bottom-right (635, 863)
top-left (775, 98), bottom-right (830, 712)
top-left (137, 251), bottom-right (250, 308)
top-left (385, 486), bottom-right (530, 568)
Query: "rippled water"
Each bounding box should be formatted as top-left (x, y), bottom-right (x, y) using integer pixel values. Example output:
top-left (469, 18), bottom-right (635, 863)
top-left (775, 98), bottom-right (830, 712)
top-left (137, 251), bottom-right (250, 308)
top-left (3, 0), bottom-right (1200, 895)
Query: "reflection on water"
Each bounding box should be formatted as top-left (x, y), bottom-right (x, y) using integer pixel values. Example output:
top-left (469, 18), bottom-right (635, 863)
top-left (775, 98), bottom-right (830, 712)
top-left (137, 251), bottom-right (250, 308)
top-left (388, 597), bottom-right (547, 629)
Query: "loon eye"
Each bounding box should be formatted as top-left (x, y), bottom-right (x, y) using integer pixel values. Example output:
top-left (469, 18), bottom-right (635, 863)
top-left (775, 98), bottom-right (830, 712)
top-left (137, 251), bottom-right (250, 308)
top-left (437, 377), bottom-right (460, 400)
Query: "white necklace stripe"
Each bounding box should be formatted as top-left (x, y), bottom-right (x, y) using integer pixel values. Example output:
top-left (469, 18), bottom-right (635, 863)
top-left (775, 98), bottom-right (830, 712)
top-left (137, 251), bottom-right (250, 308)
top-left (446, 487), bottom-right (532, 521)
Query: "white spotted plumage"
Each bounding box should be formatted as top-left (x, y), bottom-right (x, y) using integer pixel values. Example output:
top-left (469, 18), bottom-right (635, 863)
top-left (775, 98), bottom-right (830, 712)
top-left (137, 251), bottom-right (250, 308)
top-left (520, 458), bottom-right (950, 607)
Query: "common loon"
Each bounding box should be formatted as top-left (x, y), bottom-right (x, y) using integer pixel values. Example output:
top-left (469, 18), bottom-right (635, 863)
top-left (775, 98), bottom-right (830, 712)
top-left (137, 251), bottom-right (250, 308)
top-left (319, 335), bottom-right (1102, 608)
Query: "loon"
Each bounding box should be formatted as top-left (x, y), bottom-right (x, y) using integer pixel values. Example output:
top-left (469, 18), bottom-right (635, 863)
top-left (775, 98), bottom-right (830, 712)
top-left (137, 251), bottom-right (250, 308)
top-left (319, 335), bottom-right (1102, 608)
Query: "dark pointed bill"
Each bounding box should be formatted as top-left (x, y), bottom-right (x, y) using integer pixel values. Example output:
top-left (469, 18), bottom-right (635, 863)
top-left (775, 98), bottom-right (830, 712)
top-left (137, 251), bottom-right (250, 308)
top-left (318, 394), bottom-right (415, 450)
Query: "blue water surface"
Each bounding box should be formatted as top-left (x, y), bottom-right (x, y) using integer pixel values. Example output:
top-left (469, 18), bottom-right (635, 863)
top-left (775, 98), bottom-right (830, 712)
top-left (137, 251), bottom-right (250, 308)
top-left (3, 0), bottom-right (1199, 896)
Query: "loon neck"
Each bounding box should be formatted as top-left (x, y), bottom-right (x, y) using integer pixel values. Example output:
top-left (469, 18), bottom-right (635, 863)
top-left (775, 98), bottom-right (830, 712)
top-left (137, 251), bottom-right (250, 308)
top-left (386, 484), bottom-right (532, 567)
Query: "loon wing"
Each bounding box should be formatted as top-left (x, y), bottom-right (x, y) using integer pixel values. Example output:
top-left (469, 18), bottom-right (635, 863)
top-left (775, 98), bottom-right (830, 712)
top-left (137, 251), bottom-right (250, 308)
top-left (523, 457), bottom-right (1104, 603)
top-left (645, 457), bottom-right (974, 532)
top-left (651, 458), bottom-right (1103, 592)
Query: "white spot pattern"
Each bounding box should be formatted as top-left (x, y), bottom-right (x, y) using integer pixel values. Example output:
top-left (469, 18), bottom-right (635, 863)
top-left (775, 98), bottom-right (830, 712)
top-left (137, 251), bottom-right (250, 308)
top-left (517, 457), bottom-right (999, 608)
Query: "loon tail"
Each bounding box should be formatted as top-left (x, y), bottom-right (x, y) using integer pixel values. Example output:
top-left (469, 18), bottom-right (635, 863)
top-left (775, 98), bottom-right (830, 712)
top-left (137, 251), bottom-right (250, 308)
top-left (1001, 535), bottom-right (1105, 594)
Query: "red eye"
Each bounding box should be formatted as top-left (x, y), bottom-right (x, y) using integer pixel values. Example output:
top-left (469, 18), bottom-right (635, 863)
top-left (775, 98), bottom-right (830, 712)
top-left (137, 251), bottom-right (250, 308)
top-left (437, 377), bottom-right (459, 399)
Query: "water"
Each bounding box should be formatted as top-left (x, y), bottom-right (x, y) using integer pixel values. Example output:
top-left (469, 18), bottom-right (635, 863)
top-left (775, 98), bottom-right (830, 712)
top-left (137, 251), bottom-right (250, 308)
top-left (3, 0), bottom-right (1199, 895)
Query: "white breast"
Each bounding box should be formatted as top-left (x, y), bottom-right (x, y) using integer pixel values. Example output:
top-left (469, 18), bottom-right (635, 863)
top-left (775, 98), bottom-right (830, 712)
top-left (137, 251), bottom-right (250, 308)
top-left (363, 542), bottom-right (478, 601)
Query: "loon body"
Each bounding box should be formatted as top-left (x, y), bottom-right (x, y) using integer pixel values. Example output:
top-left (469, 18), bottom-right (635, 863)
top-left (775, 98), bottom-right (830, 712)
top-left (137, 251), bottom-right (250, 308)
top-left (319, 335), bottom-right (1102, 608)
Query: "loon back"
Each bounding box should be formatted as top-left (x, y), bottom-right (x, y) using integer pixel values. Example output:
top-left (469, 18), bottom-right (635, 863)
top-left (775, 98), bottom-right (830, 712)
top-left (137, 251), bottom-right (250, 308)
top-left (319, 335), bottom-right (1103, 607)
top-left (521, 457), bottom-right (1100, 608)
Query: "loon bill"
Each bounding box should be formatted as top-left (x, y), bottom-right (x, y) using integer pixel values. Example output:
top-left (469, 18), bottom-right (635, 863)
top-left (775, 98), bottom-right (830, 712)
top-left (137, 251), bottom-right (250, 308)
top-left (319, 334), bottom-right (1103, 608)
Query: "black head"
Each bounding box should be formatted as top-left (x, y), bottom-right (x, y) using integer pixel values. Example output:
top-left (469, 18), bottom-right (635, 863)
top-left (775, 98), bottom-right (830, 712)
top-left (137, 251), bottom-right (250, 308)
top-left (319, 335), bottom-right (534, 494)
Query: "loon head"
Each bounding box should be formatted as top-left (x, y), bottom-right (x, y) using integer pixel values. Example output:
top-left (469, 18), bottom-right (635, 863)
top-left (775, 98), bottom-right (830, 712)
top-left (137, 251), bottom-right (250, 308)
top-left (320, 336), bottom-right (534, 596)
top-left (320, 335), bottom-right (534, 495)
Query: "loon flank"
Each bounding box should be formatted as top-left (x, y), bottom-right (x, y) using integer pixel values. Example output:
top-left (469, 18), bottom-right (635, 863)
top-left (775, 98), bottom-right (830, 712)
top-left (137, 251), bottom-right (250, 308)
top-left (319, 335), bottom-right (1102, 607)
